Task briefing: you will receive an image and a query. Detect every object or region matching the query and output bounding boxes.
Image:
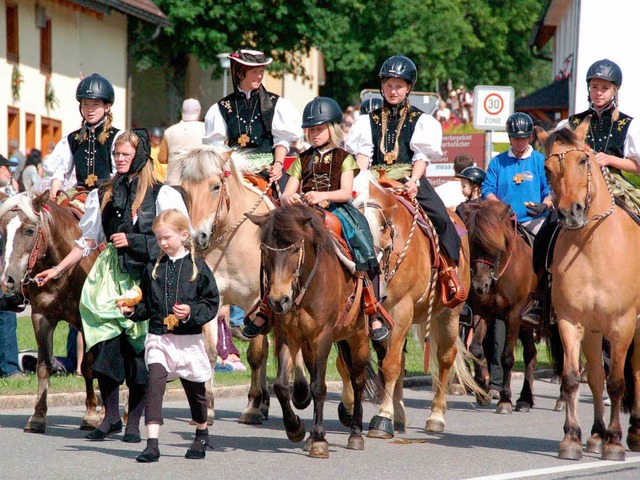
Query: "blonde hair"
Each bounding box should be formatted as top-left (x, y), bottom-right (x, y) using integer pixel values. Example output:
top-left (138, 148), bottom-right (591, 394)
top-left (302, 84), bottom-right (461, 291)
top-left (79, 103), bottom-right (113, 144)
top-left (100, 130), bottom-right (158, 213)
top-left (151, 209), bottom-right (198, 281)
top-left (304, 121), bottom-right (344, 150)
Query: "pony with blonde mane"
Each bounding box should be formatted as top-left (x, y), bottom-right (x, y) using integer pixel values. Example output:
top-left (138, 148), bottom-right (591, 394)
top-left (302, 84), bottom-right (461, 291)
top-left (177, 145), bottom-right (307, 423)
top-left (536, 119), bottom-right (640, 461)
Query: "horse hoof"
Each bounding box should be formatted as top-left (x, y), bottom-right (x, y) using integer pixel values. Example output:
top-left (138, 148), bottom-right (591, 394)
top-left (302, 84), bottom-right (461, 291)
top-left (303, 436), bottom-right (313, 452)
top-left (338, 402), bottom-right (353, 428)
top-left (476, 393), bottom-right (491, 407)
top-left (586, 436), bottom-right (603, 454)
top-left (627, 430), bottom-right (640, 452)
top-left (425, 419), bottom-right (445, 433)
top-left (367, 415), bottom-right (394, 439)
top-left (309, 440), bottom-right (329, 459)
top-left (24, 421), bottom-right (46, 434)
top-left (554, 400), bottom-right (566, 412)
top-left (495, 403), bottom-right (513, 415)
top-left (394, 421), bottom-right (406, 434)
top-left (347, 434), bottom-right (365, 450)
top-left (448, 384), bottom-right (467, 396)
top-left (260, 403), bottom-right (270, 421)
top-left (80, 417), bottom-right (100, 430)
top-left (559, 439), bottom-right (582, 460)
top-left (238, 411), bottom-right (263, 425)
top-left (292, 380), bottom-right (311, 410)
top-left (286, 417), bottom-right (306, 443)
top-left (602, 444), bottom-right (625, 461)
top-left (514, 402), bottom-right (531, 413)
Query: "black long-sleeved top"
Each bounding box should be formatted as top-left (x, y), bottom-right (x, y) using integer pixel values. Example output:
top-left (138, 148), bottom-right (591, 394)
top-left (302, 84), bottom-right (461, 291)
top-left (130, 253), bottom-right (219, 335)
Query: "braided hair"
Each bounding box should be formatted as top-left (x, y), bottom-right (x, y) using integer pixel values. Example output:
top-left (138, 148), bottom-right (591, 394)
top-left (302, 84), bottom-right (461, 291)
top-left (151, 209), bottom-right (198, 281)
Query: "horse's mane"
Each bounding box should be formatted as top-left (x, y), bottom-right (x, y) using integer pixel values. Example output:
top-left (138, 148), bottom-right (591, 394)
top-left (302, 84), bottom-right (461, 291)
top-left (465, 200), bottom-right (513, 257)
top-left (0, 192), bottom-right (45, 223)
top-left (176, 144), bottom-right (252, 184)
top-left (259, 204), bottom-right (334, 256)
top-left (543, 125), bottom-right (583, 152)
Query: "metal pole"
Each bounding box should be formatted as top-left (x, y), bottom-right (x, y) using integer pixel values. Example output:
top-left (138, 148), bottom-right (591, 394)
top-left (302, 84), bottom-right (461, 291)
top-left (484, 130), bottom-right (493, 167)
top-left (223, 69), bottom-right (228, 98)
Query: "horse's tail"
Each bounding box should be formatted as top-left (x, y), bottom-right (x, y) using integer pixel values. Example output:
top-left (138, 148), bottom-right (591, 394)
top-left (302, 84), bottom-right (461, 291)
top-left (623, 340), bottom-right (635, 414)
top-left (546, 322), bottom-right (564, 379)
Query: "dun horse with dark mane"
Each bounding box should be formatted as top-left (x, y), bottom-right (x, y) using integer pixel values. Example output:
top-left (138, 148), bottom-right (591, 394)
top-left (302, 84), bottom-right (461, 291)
top-left (536, 119), bottom-right (640, 461)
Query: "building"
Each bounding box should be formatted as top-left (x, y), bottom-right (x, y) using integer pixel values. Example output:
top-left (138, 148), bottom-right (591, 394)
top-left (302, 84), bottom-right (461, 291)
top-left (1, 0), bottom-right (167, 156)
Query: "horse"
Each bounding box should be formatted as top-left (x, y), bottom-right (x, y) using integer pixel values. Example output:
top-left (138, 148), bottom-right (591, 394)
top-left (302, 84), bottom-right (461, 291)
top-left (247, 204), bottom-right (370, 458)
top-left (463, 199), bottom-right (539, 413)
top-left (0, 191), bottom-right (100, 433)
top-left (178, 145), bottom-right (307, 424)
top-left (353, 173), bottom-right (483, 437)
top-left (535, 119), bottom-right (640, 461)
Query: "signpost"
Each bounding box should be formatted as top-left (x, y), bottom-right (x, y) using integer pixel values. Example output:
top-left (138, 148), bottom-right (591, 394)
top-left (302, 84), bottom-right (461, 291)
top-left (473, 85), bottom-right (515, 164)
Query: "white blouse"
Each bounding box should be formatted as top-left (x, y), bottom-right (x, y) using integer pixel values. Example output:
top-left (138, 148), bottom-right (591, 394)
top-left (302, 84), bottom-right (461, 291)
top-left (345, 112), bottom-right (444, 165)
top-left (76, 185), bottom-right (189, 255)
top-left (202, 94), bottom-right (302, 152)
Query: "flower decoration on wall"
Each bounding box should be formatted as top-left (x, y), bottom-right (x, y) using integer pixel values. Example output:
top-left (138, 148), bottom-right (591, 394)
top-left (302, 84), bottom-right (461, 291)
top-left (45, 74), bottom-right (59, 111)
top-left (11, 64), bottom-right (23, 102)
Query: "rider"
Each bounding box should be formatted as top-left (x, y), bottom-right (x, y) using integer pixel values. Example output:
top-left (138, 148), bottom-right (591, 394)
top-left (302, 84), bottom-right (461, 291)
top-left (44, 73), bottom-right (120, 199)
top-left (482, 112), bottom-right (552, 326)
top-left (346, 54), bottom-right (465, 305)
top-left (203, 49), bottom-right (302, 190)
top-left (455, 166), bottom-right (486, 223)
top-left (359, 97), bottom-right (383, 116)
top-left (244, 96), bottom-right (391, 341)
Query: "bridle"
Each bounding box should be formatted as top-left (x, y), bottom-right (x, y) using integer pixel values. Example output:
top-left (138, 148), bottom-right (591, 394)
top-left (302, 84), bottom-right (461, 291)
top-left (545, 146), bottom-right (615, 229)
top-left (261, 238), bottom-right (320, 307)
top-left (471, 214), bottom-right (517, 285)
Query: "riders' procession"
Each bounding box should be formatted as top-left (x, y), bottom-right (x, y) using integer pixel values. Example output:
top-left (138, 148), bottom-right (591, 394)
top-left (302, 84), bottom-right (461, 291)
top-left (2, 0), bottom-right (640, 475)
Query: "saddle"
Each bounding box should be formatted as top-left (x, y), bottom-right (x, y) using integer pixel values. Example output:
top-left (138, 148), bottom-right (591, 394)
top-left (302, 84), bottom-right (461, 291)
top-left (243, 173), bottom-right (280, 206)
top-left (56, 188), bottom-right (89, 220)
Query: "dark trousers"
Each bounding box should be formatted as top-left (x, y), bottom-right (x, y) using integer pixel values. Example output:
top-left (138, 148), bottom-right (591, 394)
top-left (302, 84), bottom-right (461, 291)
top-left (145, 363), bottom-right (208, 425)
top-left (484, 319), bottom-right (506, 390)
top-left (410, 179), bottom-right (461, 263)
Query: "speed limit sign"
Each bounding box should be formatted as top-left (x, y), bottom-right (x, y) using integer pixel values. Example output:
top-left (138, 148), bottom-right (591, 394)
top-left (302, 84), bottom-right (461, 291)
top-left (473, 85), bottom-right (515, 131)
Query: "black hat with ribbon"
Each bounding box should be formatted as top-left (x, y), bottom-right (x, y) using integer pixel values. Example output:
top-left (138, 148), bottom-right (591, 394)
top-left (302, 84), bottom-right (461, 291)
top-left (228, 49), bottom-right (273, 67)
top-left (129, 128), bottom-right (152, 174)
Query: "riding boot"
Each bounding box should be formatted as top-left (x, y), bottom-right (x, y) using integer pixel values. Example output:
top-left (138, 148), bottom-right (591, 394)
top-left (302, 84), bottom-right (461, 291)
top-left (242, 294), bottom-right (273, 339)
top-left (363, 271), bottom-right (394, 341)
top-left (438, 253), bottom-right (467, 308)
top-left (520, 274), bottom-right (547, 327)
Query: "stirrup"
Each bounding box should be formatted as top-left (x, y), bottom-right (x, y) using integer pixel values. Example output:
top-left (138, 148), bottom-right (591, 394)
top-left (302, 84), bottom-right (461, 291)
top-left (439, 266), bottom-right (467, 308)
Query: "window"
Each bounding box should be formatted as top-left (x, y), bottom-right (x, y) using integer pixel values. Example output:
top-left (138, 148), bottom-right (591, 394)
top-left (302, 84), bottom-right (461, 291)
top-left (41, 116), bottom-right (62, 154)
top-left (40, 18), bottom-right (52, 73)
top-left (6, 2), bottom-right (19, 63)
top-left (25, 113), bottom-right (36, 152)
top-left (7, 107), bottom-right (20, 147)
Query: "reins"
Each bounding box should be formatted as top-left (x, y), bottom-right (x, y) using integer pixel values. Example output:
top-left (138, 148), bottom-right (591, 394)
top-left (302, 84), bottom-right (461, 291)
top-left (472, 214), bottom-right (517, 284)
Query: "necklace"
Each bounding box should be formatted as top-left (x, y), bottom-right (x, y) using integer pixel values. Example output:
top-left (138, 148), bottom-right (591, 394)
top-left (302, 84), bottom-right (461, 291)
top-left (380, 104), bottom-right (408, 164)
top-left (163, 257), bottom-right (185, 331)
top-left (234, 94), bottom-right (260, 148)
top-left (588, 115), bottom-right (614, 154)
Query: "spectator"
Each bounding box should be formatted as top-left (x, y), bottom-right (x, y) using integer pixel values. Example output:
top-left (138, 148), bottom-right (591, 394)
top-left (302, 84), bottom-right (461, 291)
top-left (458, 85), bottom-right (473, 123)
top-left (0, 154), bottom-right (19, 195)
top-left (435, 100), bottom-right (451, 123)
top-left (435, 153), bottom-right (475, 209)
top-left (159, 99), bottom-right (205, 186)
top-left (8, 139), bottom-right (26, 189)
top-left (21, 149), bottom-right (43, 191)
top-left (447, 90), bottom-right (462, 119)
top-left (149, 127), bottom-right (166, 182)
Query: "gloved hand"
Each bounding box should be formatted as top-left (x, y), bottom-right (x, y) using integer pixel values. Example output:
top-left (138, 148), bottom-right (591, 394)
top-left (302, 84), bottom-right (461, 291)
top-left (525, 202), bottom-right (549, 217)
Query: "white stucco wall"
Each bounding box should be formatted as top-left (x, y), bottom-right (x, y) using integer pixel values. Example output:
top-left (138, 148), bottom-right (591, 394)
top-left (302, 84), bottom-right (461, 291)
top-left (0, 0), bottom-right (128, 155)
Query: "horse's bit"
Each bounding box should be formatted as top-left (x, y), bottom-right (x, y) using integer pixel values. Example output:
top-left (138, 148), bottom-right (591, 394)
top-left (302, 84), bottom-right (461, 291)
top-left (471, 214), bottom-right (517, 284)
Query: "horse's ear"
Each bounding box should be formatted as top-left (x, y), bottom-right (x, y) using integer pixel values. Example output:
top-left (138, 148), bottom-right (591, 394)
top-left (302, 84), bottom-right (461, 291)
top-left (534, 126), bottom-right (548, 144)
top-left (32, 191), bottom-right (50, 213)
top-left (246, 212), bottom-right (268, 227)
top-left (574, 115), bottom-right (591, 142)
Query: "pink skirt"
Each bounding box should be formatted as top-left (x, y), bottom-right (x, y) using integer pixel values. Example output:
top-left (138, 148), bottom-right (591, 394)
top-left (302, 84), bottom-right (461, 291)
top-left (145, 333), bottom-right (211, 383)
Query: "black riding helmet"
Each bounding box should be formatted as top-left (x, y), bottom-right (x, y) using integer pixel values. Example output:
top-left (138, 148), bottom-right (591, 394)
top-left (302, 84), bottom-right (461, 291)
top-left (76, 73), bottom-right (115, 105)
top-left (379, 55), bottom-right (417, 84)
top-left (506, 112), bottom-right (533, 138)
top-left (456, 166), bottom-right (486, 185)
top-left (360, 97), bottom-right (383, 115)
top-left (302, 97), bottom-right (343, 128)
top-left (586, 59), bottom-right (623, 87)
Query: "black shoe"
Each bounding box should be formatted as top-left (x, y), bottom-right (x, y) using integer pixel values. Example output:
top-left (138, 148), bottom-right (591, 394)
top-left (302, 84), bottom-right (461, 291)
top-left (521, 303), bottom-right (542, 327)
top-left (85, 420), bottom-right (123, 441)
top-left (123, 433), bottom-right (142, 443)
top-left (136, 446), bottom-right (160, 463)
top-left (371, 326), bottom-right (389, 342)
top-left (185, 440), bottom-right (209, 460)
top-left (242, 314), bottom-right (269, 339)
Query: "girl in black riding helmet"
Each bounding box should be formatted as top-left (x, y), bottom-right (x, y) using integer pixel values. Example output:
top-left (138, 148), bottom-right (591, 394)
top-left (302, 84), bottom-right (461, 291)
top-left (455, 166), bottom-right (486, 223)
top-left (44, 74), bottom-right (122, 199)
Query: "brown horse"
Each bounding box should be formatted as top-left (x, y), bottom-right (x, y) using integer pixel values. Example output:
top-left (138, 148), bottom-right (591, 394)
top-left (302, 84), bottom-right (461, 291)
top-left (248, 204), bottom-right (370, 458)
top-left (0, 191), bottom-right (99, 432)
top-left (178, 145), bottom-right (307, 424)
top-left (464, 199), bottom-right (539, 413)
top-left (536, 120), bottom-right (640, 461)
top-left (354, 174), bottom-right (482, 437)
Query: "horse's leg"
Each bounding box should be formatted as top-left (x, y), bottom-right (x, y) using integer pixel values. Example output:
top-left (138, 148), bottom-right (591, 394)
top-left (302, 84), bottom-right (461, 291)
top-left (602, 327), bottom-right (634, 461)
top-left (272, 341), bottom-right (306, 444)
top-left (79, 342), bottom-right (99, 430)
top-left (303, 335), bottom-right (333, 459)
top-left (238, 334), bottom-right (269, 424)
top-left (24, 314), bottom-right (55, 433)
top-left (626, 330), bottom-right (640, 452)
top-left (336, 351), bottom-right (354, 428)
top-left (344, 334), bottom-right (369, 451)
top-left (469, 317), bottom-right (491, 406)
top-left (581, 332), bottom-right (606, 454)
top-left (495, 318), bottom-right (516, 415)
top-left (200, 320), bottom-right (216, 425)
top-left (425, 312), bottom-right (458, 433)
top-left (515, 326), bottom-right (537, 413)
top-left (557, 318), bottom-right (584, 460)
top-left (292, 349), bottom-right (311, 410)
top-left (392, 346), bottom-right (407, 434)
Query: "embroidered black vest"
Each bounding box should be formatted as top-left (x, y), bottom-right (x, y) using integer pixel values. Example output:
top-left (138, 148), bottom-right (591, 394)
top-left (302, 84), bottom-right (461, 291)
top-left (218, 90), bottom-right (279, 153)
top-left (568, 109), bottom-right (633, 158)
top-left (298, 147), bottom-right (351, 193)
top-left (67, 124), bottom-right (118, 188)
top-left (369, 105), bottom-right (424, 166)
top-left (99, 181), bottom-right (163, 279)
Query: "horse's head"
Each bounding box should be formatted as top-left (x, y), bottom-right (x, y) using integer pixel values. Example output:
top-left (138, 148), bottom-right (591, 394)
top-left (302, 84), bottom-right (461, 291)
top-left (535, 118), bottom-right (598, 230)
top-left (178, 145), bottom-right (249, 250)
top-left (465, 200), bottom-right (513, 296)
top-left (248, 205), bottom-right (332, 314)
top-left (0, 191), bottom-right (50, 294)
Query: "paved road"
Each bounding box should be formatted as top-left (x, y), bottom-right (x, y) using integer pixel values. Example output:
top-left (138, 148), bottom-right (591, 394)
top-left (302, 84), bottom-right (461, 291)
top-left (1, 376), bottom-right (640, 480)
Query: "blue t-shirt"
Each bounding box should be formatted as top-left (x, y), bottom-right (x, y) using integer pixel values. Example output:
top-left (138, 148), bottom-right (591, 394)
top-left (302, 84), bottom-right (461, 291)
top-left (482, 148), bottom-right (550, 223)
